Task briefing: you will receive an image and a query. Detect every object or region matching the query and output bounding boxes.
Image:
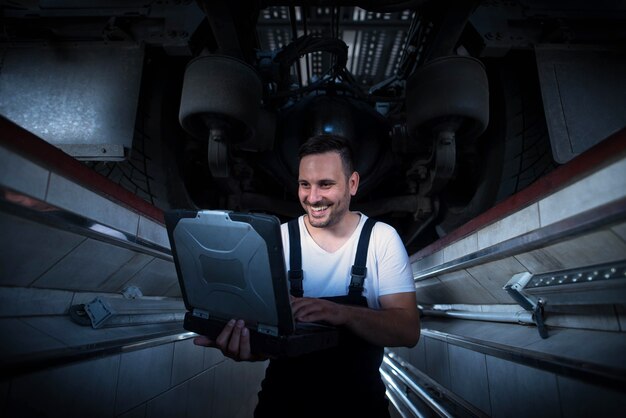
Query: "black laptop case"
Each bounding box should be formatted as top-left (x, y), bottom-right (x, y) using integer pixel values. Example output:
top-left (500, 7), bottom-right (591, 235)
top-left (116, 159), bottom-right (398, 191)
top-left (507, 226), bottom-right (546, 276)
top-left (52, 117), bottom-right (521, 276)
top-left (164, 209), bottom-right (338, 357)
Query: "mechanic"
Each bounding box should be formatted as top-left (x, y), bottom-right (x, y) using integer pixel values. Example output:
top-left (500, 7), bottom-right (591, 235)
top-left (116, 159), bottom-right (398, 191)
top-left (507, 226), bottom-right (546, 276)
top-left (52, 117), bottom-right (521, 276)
top-left (194, 134), bottom-right (420, 418)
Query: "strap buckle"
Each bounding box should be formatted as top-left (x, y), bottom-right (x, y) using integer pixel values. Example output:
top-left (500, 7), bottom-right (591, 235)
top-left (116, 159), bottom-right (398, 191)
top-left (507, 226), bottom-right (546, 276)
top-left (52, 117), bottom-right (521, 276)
top-left (349, 265), bottom-right (367, 289)
top-left (288, 269), bottom-right (304, 297)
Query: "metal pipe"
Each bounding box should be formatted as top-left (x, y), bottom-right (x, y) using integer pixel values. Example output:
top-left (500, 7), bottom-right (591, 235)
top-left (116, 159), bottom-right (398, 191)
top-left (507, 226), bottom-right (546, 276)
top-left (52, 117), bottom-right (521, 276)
top-left (288, 5), bottom-right (303, 89)
top-left (382, 355), bottom-right (454, 418)
top-left (421, 308), bottom-right (534, 324)
top-left (380, 368), bottom-right (426, 418)
top-left (385, 386), bottom-right (413, 418)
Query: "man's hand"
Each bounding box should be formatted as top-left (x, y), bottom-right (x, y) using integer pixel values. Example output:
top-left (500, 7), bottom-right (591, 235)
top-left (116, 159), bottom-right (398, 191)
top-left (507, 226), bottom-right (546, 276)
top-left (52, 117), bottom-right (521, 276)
top-left (193, 319), bottom-right (269, 362)
top-left (291, 297), bottom-right (347, 326)
top-left (291, 292), bottom-right (420, 348)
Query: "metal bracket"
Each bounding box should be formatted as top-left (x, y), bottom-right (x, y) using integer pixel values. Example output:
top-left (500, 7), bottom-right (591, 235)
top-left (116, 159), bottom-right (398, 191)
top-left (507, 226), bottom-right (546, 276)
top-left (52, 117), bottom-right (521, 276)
top-left (122, 285), bottom-right (143, 299)
top-left (504, 272), bottom-right (549, 339)
top-left (257, 323), bottom-right (278, 337)
top-left (192, 309), bottom-right (210, 320)
top-left (208, 127), bottom-right (230, 178)
top-left (83, 297), bottom-right (115, 329)
top-left (533, 298), bottom-right (548, 339)
top-left (419, 131), bottom-right (456, 196)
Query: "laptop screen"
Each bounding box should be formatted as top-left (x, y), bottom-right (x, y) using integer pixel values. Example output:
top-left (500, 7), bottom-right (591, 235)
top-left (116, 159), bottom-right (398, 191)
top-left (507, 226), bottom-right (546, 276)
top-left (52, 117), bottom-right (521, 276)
top-left (165, 210), bottom-right (295, 335)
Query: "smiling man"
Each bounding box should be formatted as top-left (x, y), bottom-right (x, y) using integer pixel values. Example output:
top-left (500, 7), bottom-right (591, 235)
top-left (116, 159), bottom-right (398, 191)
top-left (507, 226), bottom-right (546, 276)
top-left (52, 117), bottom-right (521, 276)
top-left (296, 137), bottom-right (361, 250)
top-left (298, 141), bottom-right (357, 229)
top-left (195, 134), bottom-right (420, 418)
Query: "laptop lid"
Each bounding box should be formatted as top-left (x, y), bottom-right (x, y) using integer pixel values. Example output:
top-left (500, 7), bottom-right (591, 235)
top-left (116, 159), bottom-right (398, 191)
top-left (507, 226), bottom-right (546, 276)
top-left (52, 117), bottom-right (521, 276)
top-left (165, 209), bottom-right (295, 336)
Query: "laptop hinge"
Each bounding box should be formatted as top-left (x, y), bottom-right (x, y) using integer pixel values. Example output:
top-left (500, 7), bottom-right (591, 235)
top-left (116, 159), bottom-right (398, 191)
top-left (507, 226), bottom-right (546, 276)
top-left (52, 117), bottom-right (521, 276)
top-left (191, 308), bottom-right (210, 320)
top-left (257, 323), bottom-right (279, 337)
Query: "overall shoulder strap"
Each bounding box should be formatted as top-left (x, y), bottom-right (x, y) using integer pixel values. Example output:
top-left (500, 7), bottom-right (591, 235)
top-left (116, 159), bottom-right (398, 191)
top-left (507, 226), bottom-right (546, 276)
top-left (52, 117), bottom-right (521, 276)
top-left (348, 217), bottom-right (377, 297)
top-left (287, 218), bottom-right (303, 297)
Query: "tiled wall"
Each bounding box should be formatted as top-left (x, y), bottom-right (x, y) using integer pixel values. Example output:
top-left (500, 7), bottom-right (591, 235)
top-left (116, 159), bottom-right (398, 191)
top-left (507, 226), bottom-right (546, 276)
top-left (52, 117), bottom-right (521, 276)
top-left (412, 156), bottom-right (626, 275)
top-left (390, 334), bottom-right (626, 418)
top-left (0, 211), bottom-right (180, 297)
top-left (0, 143), bottom-right (178, 298)
top-left (1, 139), bottom-right (271, 418)
top-left (1, 337), bottom-right (268, 418)
top-left (0, 144), bottom-right (169, 249)
top-left (409, 153), bottom-right (626, 332)
top-left (414, 223), bottom-right (626, 307)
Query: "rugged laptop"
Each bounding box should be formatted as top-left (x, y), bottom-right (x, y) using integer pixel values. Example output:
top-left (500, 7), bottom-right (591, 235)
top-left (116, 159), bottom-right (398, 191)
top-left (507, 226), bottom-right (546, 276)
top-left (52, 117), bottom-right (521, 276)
top-left (164, 209), bottom-right (339, 357)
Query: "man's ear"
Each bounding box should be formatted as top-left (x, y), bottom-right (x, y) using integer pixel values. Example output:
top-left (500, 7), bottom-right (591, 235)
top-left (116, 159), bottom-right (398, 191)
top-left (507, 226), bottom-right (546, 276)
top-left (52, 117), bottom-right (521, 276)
top-left (349, 171), bottom-right (360, 196)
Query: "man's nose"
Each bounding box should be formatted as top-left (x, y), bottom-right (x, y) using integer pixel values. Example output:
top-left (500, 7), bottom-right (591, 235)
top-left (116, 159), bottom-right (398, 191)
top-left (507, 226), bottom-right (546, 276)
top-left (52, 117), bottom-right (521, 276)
top-left (308, 186), bottom-right (321, 203)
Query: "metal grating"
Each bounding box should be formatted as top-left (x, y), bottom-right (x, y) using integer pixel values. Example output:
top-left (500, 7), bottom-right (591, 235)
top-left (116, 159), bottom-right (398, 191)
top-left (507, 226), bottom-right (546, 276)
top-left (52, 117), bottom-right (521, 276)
top-left (257, 6), bottom-right (413, 87)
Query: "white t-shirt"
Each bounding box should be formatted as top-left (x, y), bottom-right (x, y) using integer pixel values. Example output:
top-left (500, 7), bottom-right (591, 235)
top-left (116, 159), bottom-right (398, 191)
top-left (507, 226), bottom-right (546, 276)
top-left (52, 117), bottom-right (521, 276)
top-left (280, 213), bottom-right (416, 309)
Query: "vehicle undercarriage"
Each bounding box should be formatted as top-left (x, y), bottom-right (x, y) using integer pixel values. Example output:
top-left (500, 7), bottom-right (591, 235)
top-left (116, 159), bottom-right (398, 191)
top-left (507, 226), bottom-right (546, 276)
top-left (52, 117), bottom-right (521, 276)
top-left (2, 1), bottom-right (625, 253)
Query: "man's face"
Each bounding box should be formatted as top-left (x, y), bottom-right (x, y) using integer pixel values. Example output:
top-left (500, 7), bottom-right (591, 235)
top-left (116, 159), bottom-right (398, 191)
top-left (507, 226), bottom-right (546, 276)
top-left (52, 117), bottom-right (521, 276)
top-left (298, 151), bottom-right (359, 229)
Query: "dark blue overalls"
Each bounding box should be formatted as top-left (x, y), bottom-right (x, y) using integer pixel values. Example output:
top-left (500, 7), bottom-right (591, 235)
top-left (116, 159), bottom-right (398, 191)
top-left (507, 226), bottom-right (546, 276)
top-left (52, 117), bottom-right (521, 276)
top-left (254, 217), bottom-right (390, 418)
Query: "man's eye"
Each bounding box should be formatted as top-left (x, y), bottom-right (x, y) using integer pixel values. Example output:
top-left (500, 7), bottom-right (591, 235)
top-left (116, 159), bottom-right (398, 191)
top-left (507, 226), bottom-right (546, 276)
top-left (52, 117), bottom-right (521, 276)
top-left (320, 183), bottom-right (332, 189)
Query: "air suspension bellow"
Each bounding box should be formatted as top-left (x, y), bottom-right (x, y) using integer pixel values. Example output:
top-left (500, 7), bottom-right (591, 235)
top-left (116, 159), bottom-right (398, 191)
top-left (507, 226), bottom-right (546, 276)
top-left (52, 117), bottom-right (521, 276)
top-left (406, 55), bottom-right (489, 141)
top-left (178, 55), bottom-right (263, 143)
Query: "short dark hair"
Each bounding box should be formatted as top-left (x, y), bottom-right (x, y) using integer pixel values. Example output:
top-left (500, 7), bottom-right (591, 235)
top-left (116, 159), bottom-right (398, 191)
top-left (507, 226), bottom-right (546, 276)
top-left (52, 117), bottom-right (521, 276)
top-left (298, 134), bottom-right (354, 177)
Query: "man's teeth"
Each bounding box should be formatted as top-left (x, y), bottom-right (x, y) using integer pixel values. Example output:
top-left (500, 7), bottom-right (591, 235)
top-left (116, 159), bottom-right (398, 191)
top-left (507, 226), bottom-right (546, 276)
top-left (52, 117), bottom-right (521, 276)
top-left (311, 205), bottom-right (329, 212)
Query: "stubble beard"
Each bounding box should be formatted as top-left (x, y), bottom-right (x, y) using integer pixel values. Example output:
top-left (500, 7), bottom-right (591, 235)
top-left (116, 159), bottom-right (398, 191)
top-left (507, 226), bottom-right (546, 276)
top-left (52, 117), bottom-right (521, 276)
top-left (305, 201), bottom-right (348, 229)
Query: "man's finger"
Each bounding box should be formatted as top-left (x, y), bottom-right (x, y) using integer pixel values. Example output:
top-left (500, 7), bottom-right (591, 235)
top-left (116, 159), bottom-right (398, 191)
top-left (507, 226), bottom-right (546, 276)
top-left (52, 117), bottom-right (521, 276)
top-left (239, 327), bottom-right (252, 360)
top-left (291, 297), bottom-right (312, 314)
top-left (193, 335), bottom-right (213, 347)
top-left (216, 319), bottom-right (236, 349)
top-left (293, 298), bottom-right (320, 318)
top-left (227, 319), bottom-right (245, 356)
